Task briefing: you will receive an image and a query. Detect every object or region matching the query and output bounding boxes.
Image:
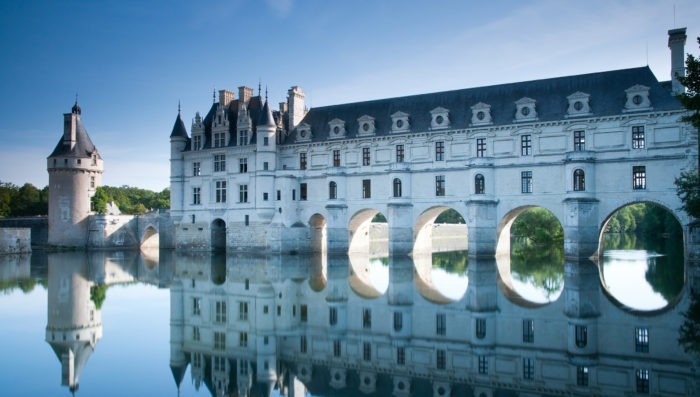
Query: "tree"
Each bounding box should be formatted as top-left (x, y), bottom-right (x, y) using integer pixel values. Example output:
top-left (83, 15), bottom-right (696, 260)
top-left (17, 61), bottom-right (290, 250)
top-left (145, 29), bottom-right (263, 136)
top-left (676, 37), bottom-right (700, 131)
top-left (91, 186), bottom-right (109, 214)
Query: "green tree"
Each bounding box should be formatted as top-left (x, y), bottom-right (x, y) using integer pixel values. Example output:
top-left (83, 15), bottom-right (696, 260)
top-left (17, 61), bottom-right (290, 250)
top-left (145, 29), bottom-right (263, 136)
top-left (91, 186), bottom-right (109, 214)
top-left (676, 37), bottom-right (700, 131)
top-left (511, 207), bottom-right (563, 245)
top-left (679, 290), bottom-right (700, 357)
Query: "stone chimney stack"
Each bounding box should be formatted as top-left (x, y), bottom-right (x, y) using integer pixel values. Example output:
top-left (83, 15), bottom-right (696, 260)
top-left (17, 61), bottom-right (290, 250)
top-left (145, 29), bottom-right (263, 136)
top-left (287, 86), bottom-right (306, 130)
top-left (238, 86), bottom-right (253, 106)
top-left (668, 27), bottom-right (687, 95)
top-left (63, 113), bottom-right (77, 150)
top-left (219, 90), bottom-right (234, 107)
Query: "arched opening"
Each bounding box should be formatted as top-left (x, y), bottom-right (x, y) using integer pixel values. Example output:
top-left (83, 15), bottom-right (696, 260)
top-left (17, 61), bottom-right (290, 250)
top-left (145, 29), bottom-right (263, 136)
top-left (309, 214), bottom-right (327, 254)
top-left (140, 226), bottom-right (159, 249)
top-left (599, 202), bottom-right (684, 311)
top-left (211, 219), bottom-right (226, 252)
top-left (348, 209), bottom-right (389, 298)
top-left (496, 206), bottom-right (564, 305)
top-left (211, 252), bottom-right (226, 285)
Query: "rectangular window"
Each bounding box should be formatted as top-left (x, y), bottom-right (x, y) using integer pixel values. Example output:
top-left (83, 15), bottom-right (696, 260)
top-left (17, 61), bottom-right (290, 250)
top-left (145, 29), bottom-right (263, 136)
top-left (239, 301), bottom-right (248, 321)
top-left (240, 360), bottom-right (248, 375)
top-left (635, 327), bottom-right (649, 352)
top-left (632, 126), bottom-right (645, 149)
top-left (362, 179), bottom-right (371, 199)
top-left (574, 130), bottom-right (585, 151)
top-left (476, 138), bottom-right (486, 157)
top-left (577, 366), bottom-right (589, 386)
top-left (362, 147), bottom-right (371, 166)
top-left (362, 308), bottom-right (372, 329)
top-left (521, 135), bottom-right (532, 156)
top-left (263, 192), bottom-right (268, 201)
top-left (333, 150), bottom-right (341, 167)
top-left (239, 184), bottom-right (248, 203)
top-left (393, 311), bottom-right (403, 332)
top-left (396, 144), bottom-right (404, 162)
top-left (435, 141), bottom-right (444, 161)
top-left (636, 369), bottom-right (650, 393)
top-left (333, 339), bottom-right (341, 357)
top-left (436, 313), bottom-right (446, 336)
top-left (239, 332), bottom-right (248, 347)
top-left (263, 137), bottom-right (269, 146)
top-left (193, 326), bottom-right (200, 341)
top-left (90, 176), bottom-right (95, 188)
top-left (300, 183), bottom-right (307, 201)
top-left (193, 187), bottom-right (201, 205)
top-left (363, 342), bottom-right (371, 361)
top-left (263, 162), bottom-right (269, 170)
top-left (193, 135), bottom-right (202, 150)
top-left (193, 161), bottom-right (201, 176)
top-left (475, 318), bottom-right (486, 339)
top-left (300, 335), bottom-right (307, 353)
top-left (397, 346), bottom-right (405, 365)
top-left (436, 349), bottom-right (446, 369)
top-left (244, 214), bottom-right (249, 226)
top-left (300, 304), bottom-right (308, 322)
top-left (216, 181), bottom-right (227, 203)
top-left (478, 355), bottom-right (488, 374)
top-left (193, 353), bottom-right (202, 368)
top-left (213, 356), bottom-right (226, 372)
top-left (214, 132), bottom-right (225, 148)
top-left (521, 171), bottom-right (533, 193)
top-left (193, 297), bottom-right (201, 315)
top-left (299, 152), bottom-right (307, 170)
top-left (575, 325), bottom-right (588, 348)
top-left (523, 357), bottom-right (534, 380)
top-left (238, 130), bottom-right (248, 146)
top-left (435, 175), bottom-right (445, 196)
top-left (215, 300), bottom-right (227, 323)
top-left (633, 166), bottom-right (646, 190)
top-left (276, 190), bottom-right (281, 200)
top-left (214, 332), bottom-right (226, 351)
top-left (239, 158), bottom-right (248, 173)
top-left (214, 154), bottom-right (226, 172)
top-left (523, 319), bottom-right (534, 343)
top-left (329, 307), bottom-right (337, 326)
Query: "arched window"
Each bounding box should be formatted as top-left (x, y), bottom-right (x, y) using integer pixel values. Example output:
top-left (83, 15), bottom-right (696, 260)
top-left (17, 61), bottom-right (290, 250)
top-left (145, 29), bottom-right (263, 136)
top-left (329, 181), bottom-right (337, 199)
top-left (573, 169), bottom-right (585, 191)
top-left (393, 178), bottom-right (402, 198)
top-left (475, 174), bottom-right (485, 194)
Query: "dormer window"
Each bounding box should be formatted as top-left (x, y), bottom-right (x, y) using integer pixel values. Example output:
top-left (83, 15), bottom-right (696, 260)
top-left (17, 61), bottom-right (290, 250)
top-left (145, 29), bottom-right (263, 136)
top-left (390, 111), bottom-right (410, 133)
top-left (624, 85), bottom-right (652, 112)
top-left (328, 118), bottom-right (346, 139)
top-left (471, 102), bottom-right (492, 125)
top-left (357, 115), bottom-right (376, 136)
top-left (514, 98), bottom-right (538, 122)
top-left (430, 107), bottom-right (450, 130)
top-left (566, 92), bottom-right (592, 117)
top-left (296, 123), bottom-right (312, 142)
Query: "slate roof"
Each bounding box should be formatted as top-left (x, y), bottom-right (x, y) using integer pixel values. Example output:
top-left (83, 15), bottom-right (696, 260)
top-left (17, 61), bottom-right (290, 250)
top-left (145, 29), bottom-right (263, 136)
top-left (169, 113), bottom-right (189, 138)
top-left (283, 66), bottom-right (681, 145)
top-left (48, 114), bottom-right (100, 158)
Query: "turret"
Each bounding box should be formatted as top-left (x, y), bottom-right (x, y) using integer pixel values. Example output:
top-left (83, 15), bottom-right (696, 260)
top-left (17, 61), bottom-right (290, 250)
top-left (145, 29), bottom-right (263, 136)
top-left (169, 107), bottom-right (189, 220)
top-left (668, 27), bottom-right (687, 95)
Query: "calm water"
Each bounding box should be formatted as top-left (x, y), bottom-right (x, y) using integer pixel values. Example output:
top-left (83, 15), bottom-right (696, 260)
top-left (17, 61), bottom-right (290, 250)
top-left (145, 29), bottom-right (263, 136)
top-left (0, 242), bottom-right (695, 396)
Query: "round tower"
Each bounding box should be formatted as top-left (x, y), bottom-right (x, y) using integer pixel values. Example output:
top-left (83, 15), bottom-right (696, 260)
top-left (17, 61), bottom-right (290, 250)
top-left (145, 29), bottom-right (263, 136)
top-left (169, 107), bottom-right (189, 222)
top-left (47, 101), bottom-right (103, 247)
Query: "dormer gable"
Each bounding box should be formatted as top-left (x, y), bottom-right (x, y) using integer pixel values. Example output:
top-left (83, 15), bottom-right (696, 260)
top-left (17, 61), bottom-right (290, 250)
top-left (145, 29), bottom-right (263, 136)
top-left (624, 84), bottom-right (652, 112)
top-left (295, 122), bottom-right (312, 143)
top-left (514, 97), bottom-right (538, 122)
top-left (566, 91), bottom-right (592, 117)
top-left (357, 115), bottom-right (376, 136)
top-left (430, 107), bottom-right (450, 130)
top-left (328, 118), bottom-right (346, 139)
top-left (390, 111), bottom-right (410, 133)
top-left (470, 102), bottom-right (492, 125)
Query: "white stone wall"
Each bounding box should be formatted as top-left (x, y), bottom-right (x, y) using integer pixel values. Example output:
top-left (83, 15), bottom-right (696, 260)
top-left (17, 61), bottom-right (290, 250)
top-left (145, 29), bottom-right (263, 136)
top-left (0, 228), bottom-right (31, 254)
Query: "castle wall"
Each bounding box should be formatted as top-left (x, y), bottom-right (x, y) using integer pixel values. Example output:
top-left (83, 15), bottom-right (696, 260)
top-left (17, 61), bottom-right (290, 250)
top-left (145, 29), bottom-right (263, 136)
top-left (0, 217), bottom-right (48, 247)
top-left (87, 215), bottom-right (140, 248)
top-left (0, 228), bottom-right (32, 255)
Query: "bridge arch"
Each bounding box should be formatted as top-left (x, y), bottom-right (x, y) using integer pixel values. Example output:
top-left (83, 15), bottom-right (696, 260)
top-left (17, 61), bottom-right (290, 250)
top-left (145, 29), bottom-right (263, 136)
top-left (348, 208), bottom-right (387, 256)
top-left (140, 225), bottom-right (159, 249)
top-left (413, 206), bottom-right (467, 254)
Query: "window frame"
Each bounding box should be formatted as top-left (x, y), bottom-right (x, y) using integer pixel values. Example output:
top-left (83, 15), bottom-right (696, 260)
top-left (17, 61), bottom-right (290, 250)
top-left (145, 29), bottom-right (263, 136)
top-left (521, 134), bottom-right (532, 156)
top-left (476, 138), bottom-right (486, 157)
top-left (362, 147), bottom-right (371, 166)
top-left (633, 166), bottom-right (646, 190)
top-left (521, 171), bottom-right (533, 193)
top-left (215, 180), bottom-right (227, 203)
top-left (475, 174), bottom-right (485, 194)
top-left (573, 130), bottom-right (585, 151)
top-left (435, 175), bottom-right (446, 196)
top-left (435, 141), bottom-right (445, 161)
top-left (632, 125), bottom-right (645, 149)
top-left (396, 144), bottom-right (405, 163)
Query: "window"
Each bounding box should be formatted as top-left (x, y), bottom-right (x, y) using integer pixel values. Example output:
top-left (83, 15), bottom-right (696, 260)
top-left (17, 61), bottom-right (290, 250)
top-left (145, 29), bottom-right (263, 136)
top-left (635, 327), bottom-right (649, 352)
top-left (397, 346), bottom-right (405, 365)
top-left (574, 130), bottom-right (585, 151)
top-left (476, 138), bottom-right (486, 157)
top-left (215, 300), bottom-right (227, 323)
top-left (238, 130), bottom-right (248, 145)
top-left (329, 307), bottom-right (337, 326)
top-left (214, 132), bottom-right (225, 148)
top-left (435, 141), bottom-right (444, 161)
top-left (193, 326), bottom-right (200, 341)
top-left (239, 301), bottom-right (248, 321)
top-left (521, 171), bottom-right (533, 193)
top-left (363, 342), bottom-right (372, 361)
top-left (575, 325), bottom-right (588, 348)
top-left (263, 305), bottom-right (268, 314)
top-left (478, 355), bottom-right (488, 374)
top-left (436, 349), bottom-right (446, 369)
top-left (90, 176), bottom-right (95, 188)
top-left (276, 190), bottom-right (281, 201)
top-left (193, 135), bottom-right (202, 150)
top-left (362, 147), bottom-right (371, 166)
top-left (193, 297), bottom-right (201, 315)
top-left (393, 178), bottom-right (402, 198)
top-left (193, 353), bottom-right (202, 369)
top-left (573, 169), bottom-right (585, 191)
top-left (239, 158), bottom-right (248, 173)
top-left (632, 126), bottom-right (645, 149)
top-left (523, 358), bottom-right (534, 380)
top-left (633, 166), bottom-right (646, 190)
top-left (523, 319), bottom-right (534, 343)
top-left (239, 332), bottom-right (248, 347)
top-left (300, 183), bottom-right (307, 200)
top-left (329, 181), bottom-right (337, 199)
top-left (193, 187), bottom-right (201, 205)
top-left (436, 313), bottom-right (446, 336)
top-left (333, 150), bottom-right (340, 167)
top-left (362, 179), bottom-right (371, 199)
top-left (240, 360), bottom-right (249, 375)
top-left (435, 175), bottom-right (445, 196)
top-left (214, 154), bottom-right (226, 172)
top-left (636, 369), bottom-right (650, 393)
top-left (333, 340), bottom-right (341, 357)
top-left (244, 214), bottom-right (249, 226)
top-left (475, 318), bottom-right (486, 339)
top-left (216, 181), bottom-right (227, 203)
top-left (396, 144), bottom-right (404, 162)
top-left (300, 335), bottom-right (307, 353)
top-left (521, 135), bottom-right (532, 156)
top-left (239, 184), bottom-right (248, 203)
top-left (393, 311), bottom-right (403, 332)
top-left (214, 332), bottom-right (226, 351)
top-left (299, 152), bottom-right (307, 170)
top-left (263, 192), bottom-right (268, 201)
top-left (362, 308), bottom-right (372, 329)
top-left (301, 304), bottom-right (308, 322)
top-left (263, 137), bottom-right (269, 146)
top-left (576, 366), bottom-right (589, 386)
top-left (193, 161), bottom-right (201, 176)
top-left (475, 174), bottom-right (485, 194)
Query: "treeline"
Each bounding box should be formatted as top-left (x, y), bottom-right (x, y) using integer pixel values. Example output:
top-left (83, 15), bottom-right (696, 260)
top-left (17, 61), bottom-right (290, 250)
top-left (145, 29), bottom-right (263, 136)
top-left (0, 181), bottom-right (48, 217)
top-left (604, 203), bottom-right (681, 238)
top-left (92, 185), bottom-right (170, 215)
top-left (511, 207), bottom-right (564, 244)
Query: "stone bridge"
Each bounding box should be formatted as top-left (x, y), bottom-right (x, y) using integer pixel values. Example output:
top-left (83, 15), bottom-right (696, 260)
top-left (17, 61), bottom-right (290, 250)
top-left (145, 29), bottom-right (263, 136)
top-left (87, 210), bottom-right (175, 249)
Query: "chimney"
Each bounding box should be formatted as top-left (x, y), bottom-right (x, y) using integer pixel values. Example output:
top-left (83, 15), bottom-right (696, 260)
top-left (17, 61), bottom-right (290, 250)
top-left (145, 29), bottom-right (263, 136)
top-left (668, 27), bottom-right (687, 95)
top-left (279, 102), bottom-right (288, 114)
top-left (218, 90), bottom-right (234, 107)
top-left (63, 113), bottom-right (77, 150)
top-left (287, 86), bottom-right (306, 130)
top-left (238, 86), bottom-right (253, 106)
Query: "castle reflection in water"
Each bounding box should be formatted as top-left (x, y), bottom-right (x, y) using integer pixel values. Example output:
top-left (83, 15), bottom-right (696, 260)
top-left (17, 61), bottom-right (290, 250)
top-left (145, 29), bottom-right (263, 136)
top-left (4, 249), bottom-right (696, 396)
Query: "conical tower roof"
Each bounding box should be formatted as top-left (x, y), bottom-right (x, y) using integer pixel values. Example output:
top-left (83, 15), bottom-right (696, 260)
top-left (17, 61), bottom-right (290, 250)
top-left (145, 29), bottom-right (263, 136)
top-left (170, 112), bottom-right (189, 138)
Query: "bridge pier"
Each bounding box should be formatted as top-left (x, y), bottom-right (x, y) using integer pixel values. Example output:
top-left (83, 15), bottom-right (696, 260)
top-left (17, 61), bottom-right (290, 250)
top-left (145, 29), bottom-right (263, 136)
top-left (387, 202), bottom-right (413, 257)
top-left (326, 204), bottom-right (349, 255)
top-left (465, 200), bottom-right (498, 258)
top-left (563, 198), bottom-right (600, 260)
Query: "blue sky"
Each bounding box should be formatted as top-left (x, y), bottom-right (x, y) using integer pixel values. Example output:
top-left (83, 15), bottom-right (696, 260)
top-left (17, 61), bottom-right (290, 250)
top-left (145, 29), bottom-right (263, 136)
top-left (1, 0), bottom-right (698, 191)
